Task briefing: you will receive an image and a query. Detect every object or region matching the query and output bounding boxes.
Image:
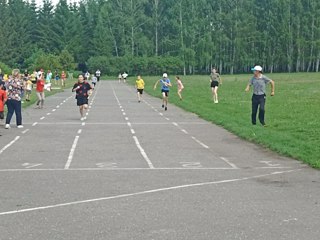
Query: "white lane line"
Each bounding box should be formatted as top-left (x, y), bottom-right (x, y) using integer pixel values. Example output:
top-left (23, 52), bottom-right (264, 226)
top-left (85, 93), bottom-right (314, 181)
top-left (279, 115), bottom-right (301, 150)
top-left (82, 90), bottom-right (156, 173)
top-left (191, 136), bottom-right (209, 149)
top-left (0, 169), bottom-right (301, 216)
top-left (125, 117), bottom-right (129, 121)
top-left (56, 105), bottom-right (60, 108)
top-left (47, 113), bottom-right (51, 116)
top-left (0, 136), bottom-right (20, 155)
top-left (40, 117), bottom-right (45, 120)
top-left (81, 122), bottom-right (85, 126)
top-left (64, 136), bottom-right (80, 169)
top-left (159, 113), bottom-right (163, 116)
top-left (172, 122), bottom-right (178, 127)
top-left (165, 118), bottom-right (170, 121)
top-left (181, 129), bottom-right (188, 134)
top-left (123, 112), bottom-right (126, 116)
top-left (52, 109), bottom-right (56, 112)
top-left (127, 122), bottom-right (132, 128)
top-left (22, 129), bottom-right (30, 134)
top-left (220, 157), bottom-right (238, 169)
top-left (132, 136), bottom-right (154, 169)
top-left (32, 122), bottom-right (38, 127)
top-left (131, 129), bottom-right (135, 134)
top-left (25, 164), bottom-right (42, 169)
top-left (0, 166), bottom-right (294, 172)
top-left (77, 129), bottom-right (82, 134)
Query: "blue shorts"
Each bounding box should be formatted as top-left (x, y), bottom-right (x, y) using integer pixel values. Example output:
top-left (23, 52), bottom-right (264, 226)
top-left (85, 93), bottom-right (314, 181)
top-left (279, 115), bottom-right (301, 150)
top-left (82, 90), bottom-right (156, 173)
top-left (161, 89), bottom-right (169, 96)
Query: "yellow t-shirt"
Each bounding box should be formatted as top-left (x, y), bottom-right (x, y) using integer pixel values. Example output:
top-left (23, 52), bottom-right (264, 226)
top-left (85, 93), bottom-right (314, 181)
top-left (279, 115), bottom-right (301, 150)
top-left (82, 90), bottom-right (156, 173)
top-left (136, 79), bottom-right (145, 89)
top-left (26, 80), bottom-right (33, 91)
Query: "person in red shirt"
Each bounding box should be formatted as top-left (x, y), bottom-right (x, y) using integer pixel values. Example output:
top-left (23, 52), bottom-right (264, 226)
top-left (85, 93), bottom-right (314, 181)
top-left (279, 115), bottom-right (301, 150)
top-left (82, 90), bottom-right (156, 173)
top-left (35, 73), bottom-right (45, 109)
top-left (0, 80), bottom-right (8, 128)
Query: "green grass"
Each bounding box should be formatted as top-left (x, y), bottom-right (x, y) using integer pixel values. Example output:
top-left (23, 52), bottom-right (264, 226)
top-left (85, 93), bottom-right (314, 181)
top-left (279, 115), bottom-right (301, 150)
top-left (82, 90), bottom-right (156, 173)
top-left (127, 73), bottom-right (320, 169)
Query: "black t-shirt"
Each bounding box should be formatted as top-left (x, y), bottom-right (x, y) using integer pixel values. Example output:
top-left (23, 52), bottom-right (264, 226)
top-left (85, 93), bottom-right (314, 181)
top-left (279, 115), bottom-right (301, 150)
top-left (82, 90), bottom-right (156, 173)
top-left (73, 81), bottom-right (92, 98)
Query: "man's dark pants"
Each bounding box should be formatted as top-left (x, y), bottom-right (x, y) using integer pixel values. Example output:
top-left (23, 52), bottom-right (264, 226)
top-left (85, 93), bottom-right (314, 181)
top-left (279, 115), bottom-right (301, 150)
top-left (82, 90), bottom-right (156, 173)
top-left (251, 94), bottom-right (266, 125)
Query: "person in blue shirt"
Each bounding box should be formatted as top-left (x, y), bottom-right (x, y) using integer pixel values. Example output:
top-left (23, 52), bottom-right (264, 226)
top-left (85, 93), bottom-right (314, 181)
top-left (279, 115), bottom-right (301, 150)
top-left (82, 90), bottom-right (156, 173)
top-left (154, 73), bottom-right (172, 111)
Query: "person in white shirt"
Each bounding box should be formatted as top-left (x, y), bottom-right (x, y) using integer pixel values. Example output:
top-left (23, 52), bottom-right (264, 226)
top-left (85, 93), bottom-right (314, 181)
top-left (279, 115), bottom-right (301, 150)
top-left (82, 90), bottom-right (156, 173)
top-left (95, 69), bottom-right (101, 82)
top-left (122, 72), bottom-right (128, 82)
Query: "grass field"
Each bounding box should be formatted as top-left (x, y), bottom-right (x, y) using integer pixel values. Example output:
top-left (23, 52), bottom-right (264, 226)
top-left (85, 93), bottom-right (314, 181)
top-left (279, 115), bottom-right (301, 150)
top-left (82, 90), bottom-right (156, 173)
top-left (127, 73), bottom-right (320, 169)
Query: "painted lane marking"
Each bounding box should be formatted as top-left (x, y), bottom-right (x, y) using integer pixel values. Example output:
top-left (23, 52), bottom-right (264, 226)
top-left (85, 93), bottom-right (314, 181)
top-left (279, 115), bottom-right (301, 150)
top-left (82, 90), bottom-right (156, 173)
top-left (132, 136), bottom-right (154, 169)
top-left (22, 163), bottom-right (43, 169)
top-left (32, 122), bottom-right (38, 127)
top-left (22, 129), bottom-right (30, 134)
top-left (64, 136), bottom-right (80, 169)
top-left (191, 136), bottom-right (209, 149)
top-left (47, 113), bottom-right (51, 116)
top-left (220, 157), bottom-right (238, 169)
top-left (131, 129), bottom-right (135, 134)
top-left (0, 169), bottom-right (301, 216)
top-left (0, 136), bottom-right (20, 155)
top-left (52, 109), bottom-right (56, 112)
top-left (181, 129), bottom-right (188, 134)
top-left (40, 117), bottom-right (45, 120)
top-left (77, 129), bottom-right (82, 134)
top-left (0, 166), bottom-right (294, 172)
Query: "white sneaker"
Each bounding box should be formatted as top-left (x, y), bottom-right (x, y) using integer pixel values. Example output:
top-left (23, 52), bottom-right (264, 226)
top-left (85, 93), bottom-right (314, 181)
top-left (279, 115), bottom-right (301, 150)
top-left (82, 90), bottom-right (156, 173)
top-left (214, 100), bottom-right (218, 103)
top-left (5, 124), bottom-right (10, 129)
top-left (17, 125), bottom-right (24, 128)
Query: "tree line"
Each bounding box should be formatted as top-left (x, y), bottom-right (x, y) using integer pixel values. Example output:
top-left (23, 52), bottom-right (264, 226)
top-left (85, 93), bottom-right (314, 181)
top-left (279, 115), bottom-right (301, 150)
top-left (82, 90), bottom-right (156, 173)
top-left (0, 0), bottom-right (320, 75)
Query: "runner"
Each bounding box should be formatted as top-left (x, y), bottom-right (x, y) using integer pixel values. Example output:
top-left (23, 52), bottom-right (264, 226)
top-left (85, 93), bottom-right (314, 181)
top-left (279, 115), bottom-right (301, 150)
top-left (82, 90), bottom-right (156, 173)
top-left (118, 73), bottom-right (122, 83)
top-left (153, 73), bottom-right (172, 111)
top-left (210, 68), bottom-right (222, 103)
top-left (175, 76), bottom-right (184, 100)
top-left (95, 69), bottom-right (101, 82)
top-left (122, 72), bottom-right (128, 83)
top-left (72, 74), bottom-right (93, 121)
top-left (135, 75), bottom-right (145, 103)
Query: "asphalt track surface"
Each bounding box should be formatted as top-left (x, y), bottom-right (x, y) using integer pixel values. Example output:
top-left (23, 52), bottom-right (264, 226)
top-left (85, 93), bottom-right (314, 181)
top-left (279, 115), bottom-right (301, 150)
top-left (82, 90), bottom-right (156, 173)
top-left (0, 80), bottom-right (319, 240)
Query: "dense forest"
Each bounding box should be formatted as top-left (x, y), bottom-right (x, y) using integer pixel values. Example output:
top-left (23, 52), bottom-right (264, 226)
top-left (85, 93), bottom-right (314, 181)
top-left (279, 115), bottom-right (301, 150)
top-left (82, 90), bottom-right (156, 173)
top-left (0, 0), bottom-right (320, 75)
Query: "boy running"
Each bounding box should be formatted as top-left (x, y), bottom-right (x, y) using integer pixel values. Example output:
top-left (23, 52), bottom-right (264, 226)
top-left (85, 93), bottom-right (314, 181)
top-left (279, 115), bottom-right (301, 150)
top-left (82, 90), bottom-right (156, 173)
top-left (135, 75), bottom-right (145, 103)
top-left (153, 73), bottom-right (172, 111)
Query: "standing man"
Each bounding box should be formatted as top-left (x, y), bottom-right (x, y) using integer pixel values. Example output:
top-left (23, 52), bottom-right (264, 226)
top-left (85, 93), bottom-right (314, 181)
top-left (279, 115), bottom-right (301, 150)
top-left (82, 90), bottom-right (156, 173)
top-left (245, 65), bottom-right (275, 126)
top-left (95, 69), bottom-right (101, 82)
top-left (153, 73), bottom-right (172, 111)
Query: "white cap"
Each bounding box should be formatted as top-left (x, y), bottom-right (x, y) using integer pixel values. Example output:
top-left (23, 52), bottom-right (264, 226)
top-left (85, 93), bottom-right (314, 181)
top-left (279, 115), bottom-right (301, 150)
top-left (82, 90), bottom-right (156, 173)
top-left (162, 73), bottom-right (168, 78)
top-left (251, 65), bottom-right (262, 72)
